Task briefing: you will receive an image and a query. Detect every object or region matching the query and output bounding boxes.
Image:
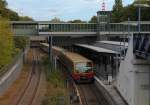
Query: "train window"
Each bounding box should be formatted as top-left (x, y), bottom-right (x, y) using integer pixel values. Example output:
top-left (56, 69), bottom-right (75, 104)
top-left (75, 62), bottom-right (93, 73)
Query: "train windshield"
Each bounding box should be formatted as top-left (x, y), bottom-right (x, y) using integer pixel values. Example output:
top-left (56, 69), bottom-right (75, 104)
top-left (75, 62), bottom-right (93, 73)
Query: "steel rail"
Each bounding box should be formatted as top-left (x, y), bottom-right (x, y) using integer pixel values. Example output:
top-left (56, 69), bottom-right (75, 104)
top-left (14, 48), bottom-right (41, 105)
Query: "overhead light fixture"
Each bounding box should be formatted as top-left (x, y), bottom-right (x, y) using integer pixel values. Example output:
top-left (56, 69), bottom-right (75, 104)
top-left (134, 3), bottom-right (150, 7)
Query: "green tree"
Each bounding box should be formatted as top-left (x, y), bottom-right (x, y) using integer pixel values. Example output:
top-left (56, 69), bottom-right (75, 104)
top-left (0, 0), bottom-right (32, 21)
top-left (3, 8), bottom-right (20, 21)
top-left (19, 16), bottom-right (33, 21)
top-left (0, 0), bottom-right (7, 16)
top-left (68, 19), bottom-right (86, 23)
top-left (112, 0), bottom-right (124, 22)
top-left (14, 36), bottom-right (29, 49)
top-left (0, 18), bottom-right (14, 69)
top-left (113, 0), bottom-right (123, 12)
top-left (111, 1), bottom-right (150, 22)
top-left (89, 16), bottom-right (97, 23)
top-left (50, 17), bottom-right (64, 23)
top-left (0, 0), bottom-right (7, 9)
top-left (0, 0), bottom-right (19, 20)
top-left (120, 4), bottom-right (137, 21)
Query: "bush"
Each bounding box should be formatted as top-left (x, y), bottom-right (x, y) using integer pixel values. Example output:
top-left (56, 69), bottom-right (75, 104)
top-left (0, 18), bottom-right (14, 69)
top-left (14, 36), bottom-right (30, 50)
top-left (42, 57), bottom-right (64, 87)
top-left (42, 57), bottom-right (69, 105)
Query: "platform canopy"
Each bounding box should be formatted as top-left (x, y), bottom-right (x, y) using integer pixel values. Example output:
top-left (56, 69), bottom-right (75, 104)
top-left (75, 44), bottom-right (118, 54)
top-left (97, 41), bottom-right (128, 47)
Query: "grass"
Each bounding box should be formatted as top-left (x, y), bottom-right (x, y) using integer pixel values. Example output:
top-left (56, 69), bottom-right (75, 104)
top-left (42, 56), bottom-right (69, 105)
top-left (0, 50), bottom-right (22, 76)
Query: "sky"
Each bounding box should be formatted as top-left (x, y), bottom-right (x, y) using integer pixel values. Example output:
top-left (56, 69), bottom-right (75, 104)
top-left (6, 0), bottom-right (134, 21)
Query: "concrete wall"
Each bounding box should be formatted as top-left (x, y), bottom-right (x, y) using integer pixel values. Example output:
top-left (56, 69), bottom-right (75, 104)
top-left (0, 48), bottom-right (28, 96)
top-left (116, 35), bottom-right (150, 105)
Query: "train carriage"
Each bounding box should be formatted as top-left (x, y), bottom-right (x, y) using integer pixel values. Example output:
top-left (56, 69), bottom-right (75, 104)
top-left (40, 43), bottom-right (94, 83)
top-left (60, 51), bottom-right (94, 83)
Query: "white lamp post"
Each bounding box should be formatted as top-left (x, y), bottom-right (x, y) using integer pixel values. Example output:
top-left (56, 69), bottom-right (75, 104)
top-left (134, 0), bottom-right (150, 33)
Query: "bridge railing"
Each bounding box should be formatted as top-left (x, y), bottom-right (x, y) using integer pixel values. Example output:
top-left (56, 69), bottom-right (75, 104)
top-left (11, 22), bottom-right (150, 33)
top-left (38, 23), bottom-right (150, 32)
top-left (98, 23), bottom-right (150, 32)
top-left (38, 23), bottom-right (97, 32)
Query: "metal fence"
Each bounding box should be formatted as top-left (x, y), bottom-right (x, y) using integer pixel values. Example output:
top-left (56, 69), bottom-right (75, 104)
top-left (38, 23), bottom-right (97, 32)
top-left (98, 24), bottom-right (150, 32)
top-left (12, 22), bottom-right (150, 33)
top-left (133, 33), bottom-right (150, 60)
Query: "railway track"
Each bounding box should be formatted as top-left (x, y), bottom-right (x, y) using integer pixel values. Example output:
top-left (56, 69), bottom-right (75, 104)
top-left (77, 84), bottom-right (110, 105)
top-left (13, 48), bottom-right (41, 105)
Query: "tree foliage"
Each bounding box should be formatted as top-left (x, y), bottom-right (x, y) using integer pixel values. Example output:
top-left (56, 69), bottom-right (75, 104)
top-left (0, 0), bottom-right (33, 21)
top-left (0, 17), bottom-right (14, 69)
top-left (111, 0), bottom-right (150, 22)
top-left (113, 0), bottom-right (123, 12)
top-left (89, 16), bottom-right (97, 23)
top-left (14, 36), bottom-right (29, 49)
top-left (19, 16), bottom-right (33, 21)
top-left (0, 0), bottom-right (7, 9)
top-left (112, 0), bottom-right (124, 22)
top-left (68, 19), bottom-right (86, 23)
top-left (50, 17), bottom-right (64, 23)
top-left (0, 0), bottom-right (32, 70)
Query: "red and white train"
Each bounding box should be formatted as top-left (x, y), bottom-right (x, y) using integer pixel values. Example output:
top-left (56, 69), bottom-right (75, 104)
top-left (40, 43), bottom-right (95, 83)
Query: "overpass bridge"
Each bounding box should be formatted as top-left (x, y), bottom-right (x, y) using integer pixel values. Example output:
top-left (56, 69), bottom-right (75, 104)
top-left (11, 21), bottom-right (150, 46)
top-left (11, 21), bottom-right (150, 37)
top-left (11, 21), bottom-right (97, 37)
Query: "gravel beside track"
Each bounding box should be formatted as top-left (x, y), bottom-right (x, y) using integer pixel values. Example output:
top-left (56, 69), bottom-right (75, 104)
top-left (12, 48), bottom-right (42, 105)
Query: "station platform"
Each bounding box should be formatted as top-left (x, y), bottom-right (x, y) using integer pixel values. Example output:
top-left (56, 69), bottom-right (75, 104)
top-left (94, 76), bottom-right (128, 105)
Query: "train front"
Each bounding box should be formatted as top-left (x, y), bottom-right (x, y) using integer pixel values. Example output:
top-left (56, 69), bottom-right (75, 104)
top-left (72, 62), bottom-right (94, 83)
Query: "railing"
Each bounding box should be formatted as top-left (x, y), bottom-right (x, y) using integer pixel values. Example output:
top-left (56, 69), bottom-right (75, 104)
top-left (133, 33), bottom-right (150, 60)
top-left (38, 23), bottom-right (97, 32)
top-left (12, 23), bottom-right (150, 33)
top-left (99, 24), bottom-right (150, 32)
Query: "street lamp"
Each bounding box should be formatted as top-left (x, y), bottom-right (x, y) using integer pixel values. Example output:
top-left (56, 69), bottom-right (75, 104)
top-left (134, 0), bottom-right (150, 33)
